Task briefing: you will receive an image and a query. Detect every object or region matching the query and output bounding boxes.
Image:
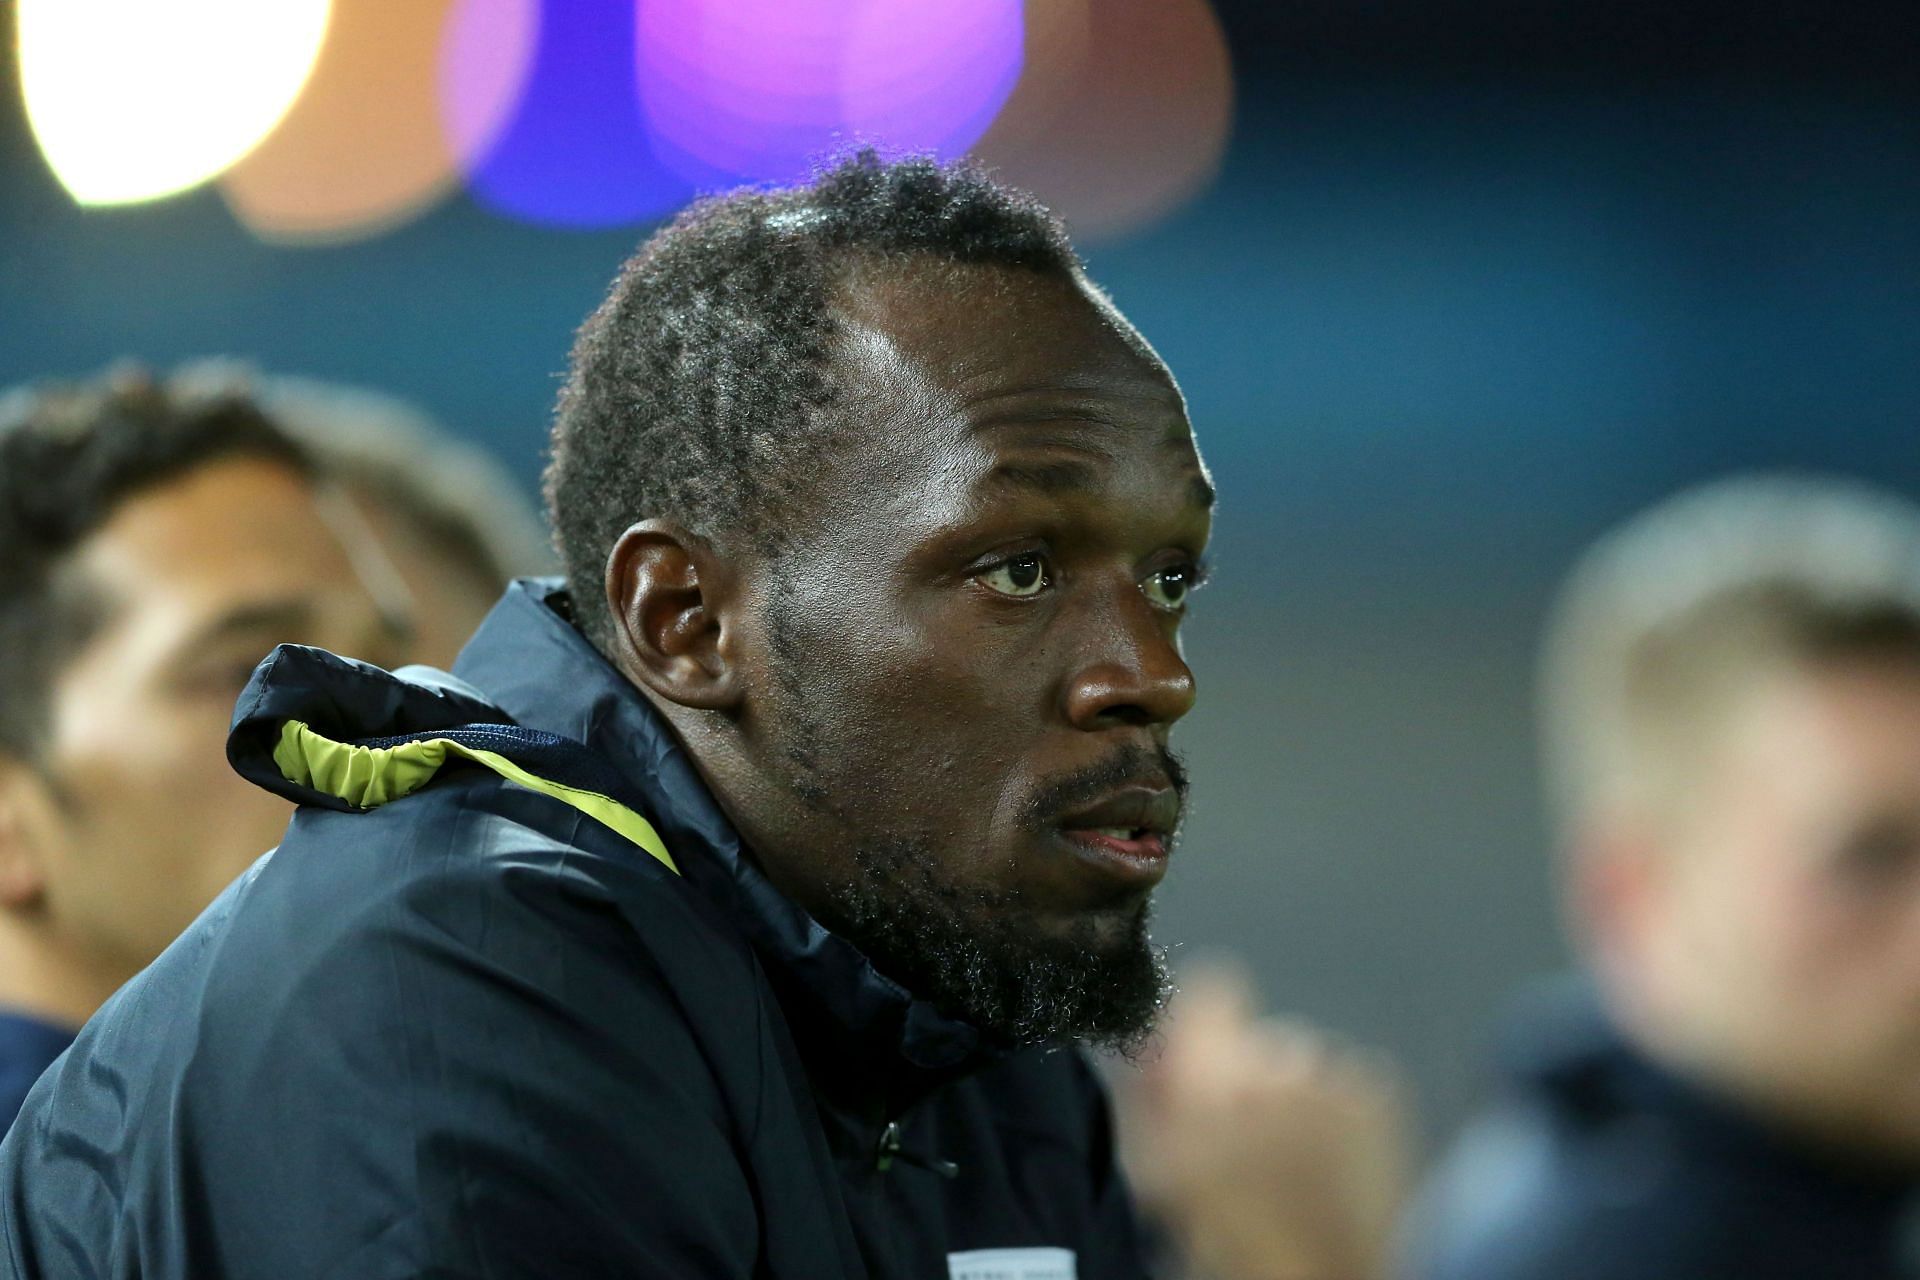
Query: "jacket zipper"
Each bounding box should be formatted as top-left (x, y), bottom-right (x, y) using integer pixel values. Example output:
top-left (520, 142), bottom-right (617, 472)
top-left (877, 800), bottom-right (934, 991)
top-left (874, 1120), bottom-right (959, 1178)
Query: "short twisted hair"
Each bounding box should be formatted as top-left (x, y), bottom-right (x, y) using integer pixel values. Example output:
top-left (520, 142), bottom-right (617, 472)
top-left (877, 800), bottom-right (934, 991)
top-left (543, 150), bottom-right (1081, 652)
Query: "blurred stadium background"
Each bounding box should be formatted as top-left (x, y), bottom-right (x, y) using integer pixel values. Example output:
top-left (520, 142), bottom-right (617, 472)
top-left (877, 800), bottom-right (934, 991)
top-left (3, 0), bottom-right (1917, 1144)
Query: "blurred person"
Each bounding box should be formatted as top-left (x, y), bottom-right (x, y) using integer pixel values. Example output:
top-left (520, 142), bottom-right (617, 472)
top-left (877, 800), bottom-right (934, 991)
top-left (0, 369), bottom-right (410, 1129)
top-left (253, 372), bottom-right (555, 667)
top-left (0, 153), bottom-right (1212, 1278)
top-left (1404, 475), bottom-right (1920, 1280)
top-left (171, 362), bottom-right (555, 668)
top-left (1117, 965), bottom-right (1414, 1280)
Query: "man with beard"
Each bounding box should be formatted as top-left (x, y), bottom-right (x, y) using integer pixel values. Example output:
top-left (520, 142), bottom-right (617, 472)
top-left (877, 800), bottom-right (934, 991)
top-left (1404, 476), bottom-right (1920, 1280)
top-left (0, 153), bottom-right (1212, 1279)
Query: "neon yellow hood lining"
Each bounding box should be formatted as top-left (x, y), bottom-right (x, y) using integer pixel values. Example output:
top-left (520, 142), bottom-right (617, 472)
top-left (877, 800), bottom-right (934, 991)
top-left (272, 719), bottom-right (678, 875)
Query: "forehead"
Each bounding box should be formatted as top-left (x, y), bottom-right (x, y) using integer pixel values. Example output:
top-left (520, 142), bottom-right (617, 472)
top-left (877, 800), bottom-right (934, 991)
top-left (1756, 658), bottom-right (1920, 771)
top-left (70, 455), bottom-right (364, 628)
top-left (1680, 657), bottom-right (1920, 832)
top-left (817, 262), bottom-right (1204, 506)
top-left (836, 260), bottom-right (1181, 413)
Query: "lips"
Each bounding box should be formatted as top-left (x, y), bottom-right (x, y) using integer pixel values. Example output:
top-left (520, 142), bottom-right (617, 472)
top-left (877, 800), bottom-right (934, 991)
top-left (1053, 784), bottom-right (1181, 886)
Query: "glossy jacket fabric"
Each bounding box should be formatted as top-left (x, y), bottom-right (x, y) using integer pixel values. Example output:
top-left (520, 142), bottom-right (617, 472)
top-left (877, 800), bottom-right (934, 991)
top-left (0, 1014), bottom-right (71, 1138)
top-left (1402, 982), bottom-right (1920, 1280)
top-left (0, 579), bottom-right (1146, 1280)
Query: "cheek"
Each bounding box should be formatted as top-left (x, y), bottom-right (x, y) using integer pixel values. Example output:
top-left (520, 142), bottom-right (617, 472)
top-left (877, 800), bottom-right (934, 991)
top-left (1784, 880), bottom-right (1920, 992)
top-left (1720, 865), bottom-right (1920, 1064)
top-left (53, 691), bottom-right (288, 906)
top-left (776, 612), bottom-right (1036, 821)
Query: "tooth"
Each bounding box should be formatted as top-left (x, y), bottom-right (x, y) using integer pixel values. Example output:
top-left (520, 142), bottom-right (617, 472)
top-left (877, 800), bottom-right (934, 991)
top-left (1092, 827), bottom-right (1132, 839)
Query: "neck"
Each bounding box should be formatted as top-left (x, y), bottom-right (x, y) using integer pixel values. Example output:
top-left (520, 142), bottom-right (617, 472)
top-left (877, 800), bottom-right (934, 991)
top-left (0, 918), bottom-right (123, 1031)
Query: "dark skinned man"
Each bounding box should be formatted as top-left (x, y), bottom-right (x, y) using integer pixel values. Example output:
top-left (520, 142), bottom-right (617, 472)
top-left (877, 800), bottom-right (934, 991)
top-left (0, 154), bottom-right (1214, 1279)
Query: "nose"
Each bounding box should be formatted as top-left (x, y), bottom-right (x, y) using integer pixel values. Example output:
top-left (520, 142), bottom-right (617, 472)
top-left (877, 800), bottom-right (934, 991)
top-left (1061, 587), bottom-right (1198, 731)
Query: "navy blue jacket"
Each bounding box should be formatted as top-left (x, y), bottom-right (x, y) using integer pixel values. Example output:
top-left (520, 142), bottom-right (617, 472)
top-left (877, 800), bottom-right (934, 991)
top-left (0, 580), bottom-right (1144, 1279)
top-left (1403, 982), bottom-right (1920, 1280)
top-left (0, 1013), bottom-right (71, 1138)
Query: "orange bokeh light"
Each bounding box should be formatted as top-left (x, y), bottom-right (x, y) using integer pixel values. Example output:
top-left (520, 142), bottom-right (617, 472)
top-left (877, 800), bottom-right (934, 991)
top-left (220, 0), bottom-right (471, 244)
top-left (973, 0), bottom-right (1233, 242)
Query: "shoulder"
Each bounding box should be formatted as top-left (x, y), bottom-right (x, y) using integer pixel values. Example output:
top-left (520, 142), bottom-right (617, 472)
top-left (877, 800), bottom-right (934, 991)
top-left (200, 772), bottom-right (770, 1089)
top-left (22, 768), bottom-right (769, 1158)
top-left (2, 773), bottom-right (775, 1277)
top-left (262, 765), bottom-right (750, 973)
top-left (1404, 1092), bottom-right (1761, 1280)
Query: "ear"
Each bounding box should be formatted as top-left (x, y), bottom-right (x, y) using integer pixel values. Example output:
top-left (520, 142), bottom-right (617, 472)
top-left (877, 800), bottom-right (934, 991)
top-left (0, 756), bottom-right (56, 911)
top-left (604, 520), bottom-right (744, 712)
top-left (1564, 812), bottom-right (1667, 998)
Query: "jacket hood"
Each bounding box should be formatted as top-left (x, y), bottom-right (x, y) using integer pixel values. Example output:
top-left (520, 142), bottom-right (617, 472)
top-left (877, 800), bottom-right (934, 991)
top-left (227, 578), bottom-right (1002, 1097)
top-left (227, 646), bottom-right (505, 811)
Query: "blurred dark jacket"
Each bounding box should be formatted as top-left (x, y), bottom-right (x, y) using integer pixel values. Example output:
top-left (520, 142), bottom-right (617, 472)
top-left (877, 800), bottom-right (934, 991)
top-left (0, 1013), bottom-right (70, 1137)
top-left (1402, 981), bottom-right (1920, 1280)
top-left (0, 579), bottom-right (1142, 1280)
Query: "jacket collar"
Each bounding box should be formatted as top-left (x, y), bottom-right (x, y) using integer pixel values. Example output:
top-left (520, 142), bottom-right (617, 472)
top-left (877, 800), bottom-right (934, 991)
top-left (454, 578), bottom-right (1001, 1098)
top-left (1510, 977), bottom-right (1920, 1199)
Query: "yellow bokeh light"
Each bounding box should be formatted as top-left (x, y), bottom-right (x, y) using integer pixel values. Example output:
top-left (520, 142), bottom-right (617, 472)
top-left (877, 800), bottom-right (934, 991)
top-left (18, 0), bottom-right (333, 206)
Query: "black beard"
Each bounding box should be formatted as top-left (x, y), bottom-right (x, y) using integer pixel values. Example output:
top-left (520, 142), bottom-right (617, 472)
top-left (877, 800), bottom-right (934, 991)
top-left (815, 835), bottom-right (1170, 1054)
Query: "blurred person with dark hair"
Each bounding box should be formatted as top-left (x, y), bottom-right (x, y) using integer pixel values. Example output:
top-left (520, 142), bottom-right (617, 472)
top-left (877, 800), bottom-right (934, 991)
top-left (165, 361), bottom-right (554, 667)
top-left (0, 153), bottom-right (1211, 1278)
top-left (0, 369), bottom-right (410, 1130)
top-left (246, 371), bottom-right (556, 667)
top-left (1404, 476), bottom-right (1920, 1280)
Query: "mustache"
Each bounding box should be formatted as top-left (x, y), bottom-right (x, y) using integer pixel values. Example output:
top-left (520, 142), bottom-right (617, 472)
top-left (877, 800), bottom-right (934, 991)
top-left (1024, 743), bottom-right (1189, 830)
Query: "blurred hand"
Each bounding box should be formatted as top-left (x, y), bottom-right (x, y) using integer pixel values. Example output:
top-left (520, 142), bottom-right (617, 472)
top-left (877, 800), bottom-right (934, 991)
top-left (1114, 964), bottom-right (1415, 1280)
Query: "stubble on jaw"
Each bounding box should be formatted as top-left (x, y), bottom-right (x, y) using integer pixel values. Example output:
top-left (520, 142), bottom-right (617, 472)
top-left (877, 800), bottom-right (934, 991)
top-left (820, 833), bottom-right (1171, 1053)
top-left (754, 585), bottom-right (1176, 1050)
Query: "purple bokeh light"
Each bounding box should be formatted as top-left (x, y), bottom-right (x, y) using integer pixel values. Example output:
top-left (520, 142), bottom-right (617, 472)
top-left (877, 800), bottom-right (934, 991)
top-left (443, 0), bottom-right (692, 227)
top-left (439, 0), bottom-right (1023, 229)
top-left (637, 0), bottom-right (1024, 188)
top-left (838, 0), bottom-right (1025, 158)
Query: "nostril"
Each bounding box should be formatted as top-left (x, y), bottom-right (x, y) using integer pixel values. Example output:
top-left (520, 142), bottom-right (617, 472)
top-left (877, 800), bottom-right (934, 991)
top-left (1099, 703), bottom-right (1155, 729)
top-left (1063, 663), bottom-right (1196, 730)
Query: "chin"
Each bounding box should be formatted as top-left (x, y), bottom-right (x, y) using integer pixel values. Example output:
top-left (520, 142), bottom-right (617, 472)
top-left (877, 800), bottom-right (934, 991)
top-left (1036, 896), bottom-right (1152, 947)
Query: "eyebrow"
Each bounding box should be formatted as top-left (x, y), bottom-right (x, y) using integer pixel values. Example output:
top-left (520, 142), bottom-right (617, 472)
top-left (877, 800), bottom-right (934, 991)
top-left (988, 457), bottom-right (1103, 496)
top-left (177, 600), bottom-right (318, 655)
top-left (985, 458), bottom-right (1217, 512)
top-left (166, 597), bottom-right (412, 666)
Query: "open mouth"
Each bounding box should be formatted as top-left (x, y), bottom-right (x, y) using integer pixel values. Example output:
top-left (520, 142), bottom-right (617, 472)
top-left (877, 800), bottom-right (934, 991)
top-left (1063, 825), bottom-right (1165, 853)
top-left (1052, 786), bottom-right (1180, 882)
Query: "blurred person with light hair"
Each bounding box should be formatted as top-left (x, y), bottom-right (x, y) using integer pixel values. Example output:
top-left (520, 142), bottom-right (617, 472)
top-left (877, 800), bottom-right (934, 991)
top-left (1404, 475), bottom-right (1920, 1280)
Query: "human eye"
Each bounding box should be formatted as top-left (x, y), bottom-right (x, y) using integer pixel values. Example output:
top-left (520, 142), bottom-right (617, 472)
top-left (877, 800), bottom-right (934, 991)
top-left (976, 550), bottom-right (1052, 598)
top-left (1833, 815), bottom-right (1920, 888)
top-left (1141, 559), bottom-right (1208, 612)
top-left (169, 643), bottom-right (268, 697)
